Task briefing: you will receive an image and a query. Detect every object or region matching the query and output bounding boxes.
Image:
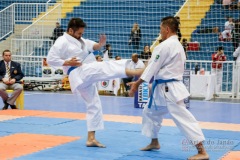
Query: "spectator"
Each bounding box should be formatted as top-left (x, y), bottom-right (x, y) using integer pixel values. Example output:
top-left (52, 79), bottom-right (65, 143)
top-left (175, 16), bottom-right (182, 41)
top-left (42, 58), bottom-right (49, 67)
top-left (140, 45), bottom-right (152, 60)
top-left (221, 30), bottom-right (232, 41)
top-left (182, 38), bottom-right (188, 59)
top-left (225, 17), bottom-right (234, 31)
top-left (232, 19), bottom-right (240, 50)
top-left (231, 0), bottom-right (240, 9)
top-left (115, 55), bottom-right (121, 60)
top-left (220, 17), bottom-right (234, 42)
top-left (212, 27), bottom-right (220, 33)
top-left (229, 0), bottom-right (239, 9)
top-left (96, 55), bottom-right (103, 62)
top-left (196, 27), bottom-right (219, 33)
top-left (129, 23), bottom-right (141, 49)
top-left (211, 46), bottom-right (227, 93)
top-left (0, 49), bottom-right (24, 110)
top-left (51, 22), bottom-right (64, 43)
top-left (122, 53), bottom-right (145, 94)
top-left (102, 44), bottom-right (112, 60)
top-left (222, 0), bottom-right (233, 9)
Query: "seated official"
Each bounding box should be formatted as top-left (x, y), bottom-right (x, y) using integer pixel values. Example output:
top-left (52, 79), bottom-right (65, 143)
top-left (122, 53), bottom-right (145, 94)
top-left (0, 50), bottom-right (24, 110)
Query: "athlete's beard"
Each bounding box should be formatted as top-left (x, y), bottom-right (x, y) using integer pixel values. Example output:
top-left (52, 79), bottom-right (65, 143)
top-left (73, 35), bottom-right (81, 40)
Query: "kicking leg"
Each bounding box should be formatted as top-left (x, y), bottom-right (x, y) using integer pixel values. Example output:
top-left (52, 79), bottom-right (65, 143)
top-left (126, 68), bottom-right (144, 77)
top-left (69, 60), bottom-right (144, 91)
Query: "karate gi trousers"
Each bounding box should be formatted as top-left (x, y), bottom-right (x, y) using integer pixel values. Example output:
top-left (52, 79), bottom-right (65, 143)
top-left (142, 83), bottom-right (205, 144)
top-left (69, 60), bottom-right (128, 131)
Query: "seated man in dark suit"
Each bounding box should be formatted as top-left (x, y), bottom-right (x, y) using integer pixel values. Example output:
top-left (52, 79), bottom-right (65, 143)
top-left (0, 49), bottom-right (24, 110)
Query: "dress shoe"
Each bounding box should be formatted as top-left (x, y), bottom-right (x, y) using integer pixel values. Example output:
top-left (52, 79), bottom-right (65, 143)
top-left (123, 91), bottom-right (129, 97)
top-left (2, 102), bottom-right (9, 110)
top-left (10, 105), bottom-right (18, 109)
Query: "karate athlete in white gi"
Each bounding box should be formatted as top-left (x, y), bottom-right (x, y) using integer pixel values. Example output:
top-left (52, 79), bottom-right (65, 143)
top-left (129, 16), bottom-right (209, 160)
top-left (47, 18), bottom-right (143, 148)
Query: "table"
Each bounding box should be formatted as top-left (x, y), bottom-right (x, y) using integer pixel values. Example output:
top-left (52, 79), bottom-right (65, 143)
top-left (23, 77), bottom-right (63, 91)
top-left (190, 74), bottom-right (216, 100)
top-left (97, 79), bottom-right (121, 95)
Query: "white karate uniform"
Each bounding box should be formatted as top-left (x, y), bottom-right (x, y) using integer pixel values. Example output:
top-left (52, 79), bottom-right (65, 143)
top-left (69, 59), bottom-right (127, 93)
top-left (140, 35), bottom-right (205, 143)
top-left (233, 46), bottom-right (240, 95)
top-left (47, 33), bottom-right (127, 131)
top-left (233, 46), bottom-right (240, 62)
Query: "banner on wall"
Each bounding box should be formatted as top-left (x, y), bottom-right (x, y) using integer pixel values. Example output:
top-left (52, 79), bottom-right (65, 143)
top-left (97, 79), bottom-right (121, 95)
top-left (97, 80), bottom-right (113, 91)
top-left (134, 81), bottom-right (149, 109)
top-left (183, 70), bottom-right (191, 108)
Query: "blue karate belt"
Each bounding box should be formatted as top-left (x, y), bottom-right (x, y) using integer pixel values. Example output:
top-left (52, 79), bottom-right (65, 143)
top-left (67, 66), bottom-right (77, 75)
top-left (148, 79), bottom-right (178, 109)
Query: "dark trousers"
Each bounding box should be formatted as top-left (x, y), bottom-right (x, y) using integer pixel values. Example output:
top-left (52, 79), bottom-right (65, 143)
top-left (122, 77), bottom-right (133, 91)
top-left (132, 38), bottom-right (140, 49)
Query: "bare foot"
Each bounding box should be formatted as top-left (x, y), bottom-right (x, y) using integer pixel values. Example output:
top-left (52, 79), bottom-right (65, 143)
top-left (140, 143), bottom-right (160, 151)
top-left (86, 140), bottom-right (106, 148)
top-left (188, 153), bottom-right (209, 160)
top-left (126, 68), bottom-right (144, 77)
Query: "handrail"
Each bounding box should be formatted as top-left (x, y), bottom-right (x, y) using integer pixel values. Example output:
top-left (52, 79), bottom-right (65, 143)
top-left (186, 60), bottom-right (234, 63)
top-left (175, 0), bottom-right (189, 17)
top-left (0, 3), bottom-right (14, 13)
top-left (46, 0), bottom-right (55, 10)
top-left (0, 4), bottom-right (15, 40)
top-left (151, 0), bottom-right (189, 51)
top-left (21, 3), bottom-right (62, 38)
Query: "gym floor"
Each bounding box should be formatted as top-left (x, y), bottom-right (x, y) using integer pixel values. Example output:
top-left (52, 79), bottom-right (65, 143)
top-left (0, 91), bottom-right (239, 160)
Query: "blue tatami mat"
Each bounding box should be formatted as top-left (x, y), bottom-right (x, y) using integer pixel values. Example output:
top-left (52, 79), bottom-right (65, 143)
top-left (2, 117), bottom-right (238, 160)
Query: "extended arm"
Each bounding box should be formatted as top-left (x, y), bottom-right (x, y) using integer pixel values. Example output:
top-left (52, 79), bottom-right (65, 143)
top-left (93, 34), bottom-right (106, 50)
